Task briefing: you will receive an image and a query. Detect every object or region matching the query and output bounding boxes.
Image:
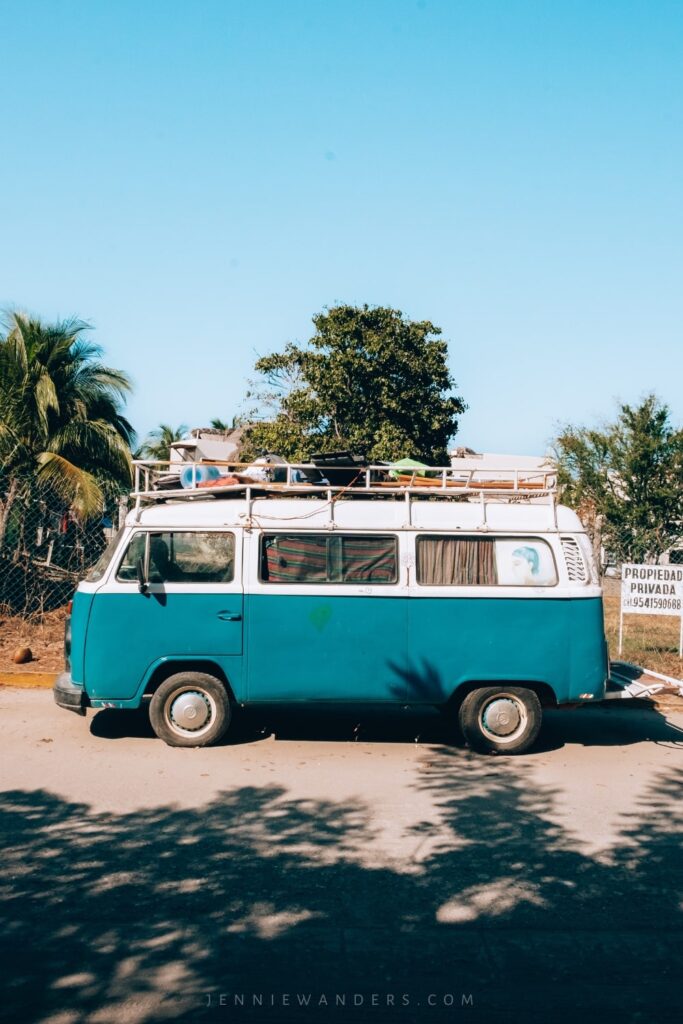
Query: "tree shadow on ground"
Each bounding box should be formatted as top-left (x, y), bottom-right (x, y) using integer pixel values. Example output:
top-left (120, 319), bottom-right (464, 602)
top-left (2, 740), bottom-right (682, 1022)
top-left (1, 704), bottom-right (683, 1024)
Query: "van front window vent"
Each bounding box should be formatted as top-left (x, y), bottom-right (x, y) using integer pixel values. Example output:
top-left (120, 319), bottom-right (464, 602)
top-left (561, 537), bottom-right (588, 583)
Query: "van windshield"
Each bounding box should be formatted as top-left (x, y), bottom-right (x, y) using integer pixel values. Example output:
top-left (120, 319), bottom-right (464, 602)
top-left (84, 527), bottom-right (126, 582)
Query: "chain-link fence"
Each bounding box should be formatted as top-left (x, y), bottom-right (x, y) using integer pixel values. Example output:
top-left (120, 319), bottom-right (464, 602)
top-left (0, 478), bottom-right (128, 620)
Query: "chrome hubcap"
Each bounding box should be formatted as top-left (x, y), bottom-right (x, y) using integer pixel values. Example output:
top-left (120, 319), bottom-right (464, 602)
top-left (169, 690), bottom-right (212, 732)
top-left (482, 697), bottom-right (522, 737)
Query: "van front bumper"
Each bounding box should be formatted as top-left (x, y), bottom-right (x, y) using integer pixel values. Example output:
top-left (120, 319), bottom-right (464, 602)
top-left (53, 672), bottom-right (90, 716)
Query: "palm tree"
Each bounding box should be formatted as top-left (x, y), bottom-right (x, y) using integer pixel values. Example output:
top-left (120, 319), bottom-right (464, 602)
top-left (210, 416), bottom-right (243, 431)
top-left (0, 312), bottom-right (135, 548)
top-left (140, 423), bottom-right (188, 462)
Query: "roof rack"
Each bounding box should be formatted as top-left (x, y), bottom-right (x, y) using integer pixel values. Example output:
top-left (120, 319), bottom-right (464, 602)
top-left (131, 457), bottom-right (557, 514)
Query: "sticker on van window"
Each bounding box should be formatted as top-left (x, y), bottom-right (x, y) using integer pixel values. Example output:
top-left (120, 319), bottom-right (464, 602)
top-left (496, 540), bottom-right (557, 586)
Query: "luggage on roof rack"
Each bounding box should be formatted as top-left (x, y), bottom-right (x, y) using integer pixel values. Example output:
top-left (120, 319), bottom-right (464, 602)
top-left (310, 450), bottom-right (369, 486)
top-left (130, 456), bottom-right (557, 508)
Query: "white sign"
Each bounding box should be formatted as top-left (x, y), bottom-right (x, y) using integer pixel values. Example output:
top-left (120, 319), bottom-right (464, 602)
top-left (621, 563), bottom-right (683, 616)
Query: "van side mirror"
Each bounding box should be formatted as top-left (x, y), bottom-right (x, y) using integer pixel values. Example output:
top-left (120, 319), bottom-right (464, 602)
top-left (136, 557), bottom-right (148, 593)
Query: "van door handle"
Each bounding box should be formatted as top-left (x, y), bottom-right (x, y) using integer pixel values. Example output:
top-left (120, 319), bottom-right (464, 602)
top-left (217, 611), bottom-right (242, 621)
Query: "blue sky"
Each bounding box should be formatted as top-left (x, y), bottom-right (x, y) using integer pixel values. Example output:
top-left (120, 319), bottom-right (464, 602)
top-left (1, 0), bottom-right (681, 456)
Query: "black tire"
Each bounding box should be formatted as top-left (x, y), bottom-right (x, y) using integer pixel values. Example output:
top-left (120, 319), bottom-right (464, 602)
top-left (149, 671), bottom-right (231, 747)
top-left (458, 686), bottom-right (542, 754)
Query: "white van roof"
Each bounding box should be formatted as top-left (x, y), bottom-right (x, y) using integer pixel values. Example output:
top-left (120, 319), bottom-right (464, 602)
top-left (127, 498), bottom-right (584, 534)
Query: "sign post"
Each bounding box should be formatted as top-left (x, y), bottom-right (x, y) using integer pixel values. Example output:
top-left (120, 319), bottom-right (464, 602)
top-left (620, 564), bottom-right (683, 657)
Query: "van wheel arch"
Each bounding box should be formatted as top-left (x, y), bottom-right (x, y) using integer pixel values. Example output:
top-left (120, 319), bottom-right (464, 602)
top-left (144, 661), bottom-right (236, 703)
top-left (445, 679), bottom-right (558, 712)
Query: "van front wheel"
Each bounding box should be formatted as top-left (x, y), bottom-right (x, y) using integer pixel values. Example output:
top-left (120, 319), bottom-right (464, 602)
top-left (149, 672), bottom-right (231, 747)
top-left (458, 686), bottom-right (541, 754)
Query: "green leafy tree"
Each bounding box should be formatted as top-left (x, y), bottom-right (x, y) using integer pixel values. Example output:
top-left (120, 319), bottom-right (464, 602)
top-left (0, 312), bottom-right (135, 548)
top-left (554, 395), bottom-right (683, 564)
top-left (140, 423), bottom-right (188, 462)
top-left (242, 305), bottom-right (465, 463)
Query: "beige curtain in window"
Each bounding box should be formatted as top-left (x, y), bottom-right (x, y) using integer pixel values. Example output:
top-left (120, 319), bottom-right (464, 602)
top-left (417, 537), bottom-right (497, 585)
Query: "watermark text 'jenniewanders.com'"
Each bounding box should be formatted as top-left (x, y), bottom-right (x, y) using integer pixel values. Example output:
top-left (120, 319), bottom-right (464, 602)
top-left (204, 992), bottom-right (474, 1010)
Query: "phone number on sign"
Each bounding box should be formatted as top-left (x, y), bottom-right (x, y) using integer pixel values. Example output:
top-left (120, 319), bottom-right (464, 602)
top-left (623, 596), bottom-right (682, 612)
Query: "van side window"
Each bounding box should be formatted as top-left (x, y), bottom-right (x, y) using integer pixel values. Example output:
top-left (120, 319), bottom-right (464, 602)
top-left (262, 535), bottom-right (328, 583)
top-left (84, 526), bottom-right (126, 582)
top-left (496, 539), bottom-right (557, 586)
top-left (261, 534), bottom-right (397, 584)
top-left (117, 532), bottom-right (235, 583)
top-left (416, 537), bottom-right (558, 586)
top-left (118, 533), bottom-right (146, 582)
top-left (339, 536), bottom-right (396, 582)
top-left (417, 537), bottom-right (497, 585)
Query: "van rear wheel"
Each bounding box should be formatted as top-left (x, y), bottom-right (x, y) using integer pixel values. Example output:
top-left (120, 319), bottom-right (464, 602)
top-left (149, 672), bottom-right (231, 747)
top-left (458, 686), bottom-right (541, 754)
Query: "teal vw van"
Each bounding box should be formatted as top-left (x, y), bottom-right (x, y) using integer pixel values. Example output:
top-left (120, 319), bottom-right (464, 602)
top-left (54, 462), bottom-right (608, 754)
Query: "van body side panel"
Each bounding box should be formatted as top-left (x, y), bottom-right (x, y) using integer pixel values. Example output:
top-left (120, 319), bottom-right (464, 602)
top-left (84, 592), bottom-right (244, 700)
top-left (69, 590), bottom-right (95, 685)
top-left (567, 597), bottom-right (608, 699)
top-left (80, 591), bottom-right (605, 706)
top-left (406, 596), bottom-right (605, 704)
top-left (246, 594), bottom-right (408, 701)
top-left (86, 656), bottom-right (247, 709)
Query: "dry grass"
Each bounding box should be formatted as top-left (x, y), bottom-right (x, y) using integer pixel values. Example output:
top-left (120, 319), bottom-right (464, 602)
top-left (603, 593), bottom-right (682, 679)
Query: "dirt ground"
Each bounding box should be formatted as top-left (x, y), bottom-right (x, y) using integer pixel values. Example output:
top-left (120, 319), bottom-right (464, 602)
top-left (0, 606), bottom-right (67, 672)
